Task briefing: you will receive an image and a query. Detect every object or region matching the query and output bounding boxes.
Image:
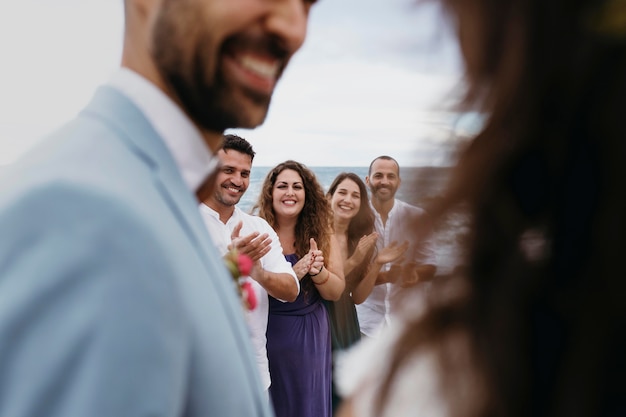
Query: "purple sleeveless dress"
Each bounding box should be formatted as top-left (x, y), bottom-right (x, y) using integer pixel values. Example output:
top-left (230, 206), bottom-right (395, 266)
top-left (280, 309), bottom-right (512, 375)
top-left (267, 253), bottom-right (332, 417)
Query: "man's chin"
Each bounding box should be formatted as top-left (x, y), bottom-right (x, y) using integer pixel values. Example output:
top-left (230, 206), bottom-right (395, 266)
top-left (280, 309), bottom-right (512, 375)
top-left (233, 93), bottom-right (271, 128)
top-left (232, 108), bottom-right (269, 129)
top-left (200, 101), bottom-right (269, 131)
top-left (177, 84), bottom-right (271, 131)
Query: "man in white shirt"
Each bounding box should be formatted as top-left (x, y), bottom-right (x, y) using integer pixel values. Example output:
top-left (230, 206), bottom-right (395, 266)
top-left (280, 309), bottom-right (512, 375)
top-left (200, 134), bottom-right (299, 392)
top-left (356, 155), bottom-right (438, 338)
top-left (0, 1), bottom-right (316, 416)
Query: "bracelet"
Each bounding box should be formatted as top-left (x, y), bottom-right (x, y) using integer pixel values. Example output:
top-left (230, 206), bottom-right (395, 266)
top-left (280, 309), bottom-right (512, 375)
top-left (312, 267), bottom-right (330, 286)
top-left (309, 264), bottom-right (323, 277)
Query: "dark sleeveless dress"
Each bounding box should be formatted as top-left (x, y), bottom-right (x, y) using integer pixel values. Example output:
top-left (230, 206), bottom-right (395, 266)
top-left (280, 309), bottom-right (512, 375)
top-left (324, 291), bottom-right (361, 413)
top-left (267, 253), bottom-right (332, 417)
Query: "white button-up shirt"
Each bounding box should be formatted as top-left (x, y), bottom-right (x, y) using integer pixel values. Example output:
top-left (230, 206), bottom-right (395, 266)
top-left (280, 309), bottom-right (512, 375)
top-left (356, 199), bottom-right (437, 338)
top-left (199, 204), bottom-right (299, 390)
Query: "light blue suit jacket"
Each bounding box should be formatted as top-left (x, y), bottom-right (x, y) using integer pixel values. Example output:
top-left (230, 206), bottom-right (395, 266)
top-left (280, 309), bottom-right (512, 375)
top-left (0, 87), bottom-right (274, 417)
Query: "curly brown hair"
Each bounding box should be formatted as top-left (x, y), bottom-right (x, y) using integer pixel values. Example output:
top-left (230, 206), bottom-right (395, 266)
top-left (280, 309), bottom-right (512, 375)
top-left (254, 160), bottom-right (334, 261)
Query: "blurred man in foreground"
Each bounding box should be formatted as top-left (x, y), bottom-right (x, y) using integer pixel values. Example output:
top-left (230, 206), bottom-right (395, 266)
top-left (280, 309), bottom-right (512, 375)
top-left (0, 0), bottom-right (316, 416)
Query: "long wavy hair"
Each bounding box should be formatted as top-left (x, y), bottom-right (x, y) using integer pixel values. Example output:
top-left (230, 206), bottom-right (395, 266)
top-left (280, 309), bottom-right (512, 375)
top-left (327, 172), bottom-right (376, 291)
top-left (254, 160), bottom-right (334, 296)
top-left (377, 0), bottom-right (626, 416)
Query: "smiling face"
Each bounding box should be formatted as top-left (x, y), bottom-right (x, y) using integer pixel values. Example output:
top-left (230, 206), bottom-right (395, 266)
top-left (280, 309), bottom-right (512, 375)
top-left (331, 178), bottom-right (362, 223)
top-left (272, 169), bottom-right (306, 220)
top-left (210, 148), bottom-right (252, 209)
top-left (366, 158), bottom-right (401, 204)
top-left (149, 0), bottom-right (315, 132)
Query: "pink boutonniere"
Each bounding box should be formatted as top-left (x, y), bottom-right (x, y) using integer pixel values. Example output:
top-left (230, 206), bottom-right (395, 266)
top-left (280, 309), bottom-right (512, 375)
top-left (224, 250), bottom-right (257, 311)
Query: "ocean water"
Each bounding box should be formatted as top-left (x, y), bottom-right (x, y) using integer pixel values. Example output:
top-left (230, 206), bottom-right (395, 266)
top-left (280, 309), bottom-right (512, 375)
top-left (240, 165), bottom-right (466, 275)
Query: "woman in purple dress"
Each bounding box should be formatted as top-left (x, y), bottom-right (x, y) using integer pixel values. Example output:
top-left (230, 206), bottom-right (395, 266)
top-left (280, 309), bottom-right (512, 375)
top-left (254, 160), bottom-right (345, 417)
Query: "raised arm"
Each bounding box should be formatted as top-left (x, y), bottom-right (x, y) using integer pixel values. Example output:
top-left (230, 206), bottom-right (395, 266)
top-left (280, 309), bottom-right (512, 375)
top-left (352, 240), bottom-right (409, 304)
top-left (343, 232), bottom-right (378, 277)
top-left (309, 236), bottom-right (345, 301)
top-left (230, 221), bottom-right (299, 302)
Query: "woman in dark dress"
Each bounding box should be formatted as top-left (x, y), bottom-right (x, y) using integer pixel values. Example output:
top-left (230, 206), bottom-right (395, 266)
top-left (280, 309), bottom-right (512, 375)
top-left (325, 172), bottom-right (408, 412)
top-left (255, 160), bottom-right (345, 417)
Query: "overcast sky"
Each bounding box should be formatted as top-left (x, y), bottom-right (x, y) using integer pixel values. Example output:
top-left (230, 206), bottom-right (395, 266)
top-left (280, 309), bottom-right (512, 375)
top-left (0, 0), bottom-right (476, 167)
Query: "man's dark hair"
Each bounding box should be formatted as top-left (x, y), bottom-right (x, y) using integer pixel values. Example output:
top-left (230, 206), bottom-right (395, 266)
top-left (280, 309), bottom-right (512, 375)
top-left (368, 155), bottom-right (399, 176)
top-left (222, 134), bottom-right (255, 162)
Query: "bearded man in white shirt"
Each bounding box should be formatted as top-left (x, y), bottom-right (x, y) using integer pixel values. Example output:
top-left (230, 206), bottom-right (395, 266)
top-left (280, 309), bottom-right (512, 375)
top-left (200, 134), bottom-right (299, 393)
top-left (356, 155), bottom-right (438, 338)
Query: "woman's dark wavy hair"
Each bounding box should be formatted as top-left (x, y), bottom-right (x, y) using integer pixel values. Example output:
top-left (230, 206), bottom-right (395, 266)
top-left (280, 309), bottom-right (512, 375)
top-left (327, 172), bottom-right (376, 291)
top-left (377, 0), bottom-right (626, 416)
top-left (254, 160), bottom-right (334, 297)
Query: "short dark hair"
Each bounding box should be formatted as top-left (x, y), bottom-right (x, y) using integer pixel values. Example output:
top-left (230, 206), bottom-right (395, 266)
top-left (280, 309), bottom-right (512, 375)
top-left (368, 155), bottom-right (399, 176)
top-left (222, 134), bottom-right (255, 162)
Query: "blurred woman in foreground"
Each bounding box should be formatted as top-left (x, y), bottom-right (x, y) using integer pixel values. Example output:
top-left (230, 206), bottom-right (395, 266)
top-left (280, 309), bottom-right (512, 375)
top-left (337, 0), bottom-right (626, 416)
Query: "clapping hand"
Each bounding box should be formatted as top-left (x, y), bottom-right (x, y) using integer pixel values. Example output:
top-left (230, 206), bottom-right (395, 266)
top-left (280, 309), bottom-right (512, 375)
top-left (398, 262), bottom-right (420, 287)
top-left (288, 238), bottom-right (326, 280)
top-left (307, 238), bottom-right (324, 275)
top-left (229, 221), bottom-right (272, 262)
top-left (229, 221), bottom-right (272, 280)
top-left (351, 232), bottom-right (379, 265)
top-left (375, 240), bottom-right (409, 266)
top-left (376, 240), bottom-right (409, 284)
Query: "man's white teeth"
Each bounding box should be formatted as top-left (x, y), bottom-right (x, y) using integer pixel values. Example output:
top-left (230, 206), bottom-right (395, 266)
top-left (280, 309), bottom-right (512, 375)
top-left (239, 55), bottom-right (278, 79)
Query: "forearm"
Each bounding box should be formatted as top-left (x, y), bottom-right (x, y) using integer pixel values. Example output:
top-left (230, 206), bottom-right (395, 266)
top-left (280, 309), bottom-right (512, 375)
top-left (343, 256), bottom-right (360, 277)
top-left (416, 264), bottom-right (436, 282)
top-left (399, 264), bottom-right (437, 287)
top-left (374, 269), bottom-right (394, 285)
top-left (352, 261), bottom-right (384, 304)
top-left (311, 266), bottom-right (345, 301)
top-left (253, 270), bottom-right (299, 302)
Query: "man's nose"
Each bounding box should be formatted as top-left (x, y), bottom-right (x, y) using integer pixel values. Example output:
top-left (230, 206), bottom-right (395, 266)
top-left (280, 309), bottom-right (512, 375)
top-left (231, 173), bottom-right (244, 186)
top-left (264, 0), bottom-right (309, 55)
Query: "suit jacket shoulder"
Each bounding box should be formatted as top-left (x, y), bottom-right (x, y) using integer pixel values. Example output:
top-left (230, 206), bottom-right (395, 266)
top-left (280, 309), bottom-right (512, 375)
top-left (0, 87), bottom-right (273, 417)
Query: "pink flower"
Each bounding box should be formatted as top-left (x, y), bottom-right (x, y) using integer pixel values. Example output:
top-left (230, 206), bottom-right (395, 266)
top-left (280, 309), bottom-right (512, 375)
top-left (240, 280), bottom-right (257, 311)
top-left (237, 254), bottom-right (253, 276)
top-left (224, 250), bottom-right (256, 311)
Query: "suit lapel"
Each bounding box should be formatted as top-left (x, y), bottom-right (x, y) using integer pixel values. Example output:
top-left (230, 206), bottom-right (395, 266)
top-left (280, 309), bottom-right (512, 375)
top-left (80, 86), bottom-right (216, 257)
top-left (79, 86), bottom-right (254, 333)
top-left (79, 88), bottom-right (269, 403)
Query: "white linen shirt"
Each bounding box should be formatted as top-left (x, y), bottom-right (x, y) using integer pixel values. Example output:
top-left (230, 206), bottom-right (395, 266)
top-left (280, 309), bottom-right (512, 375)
top-left (108, 68), bottom-right (217, 192)
top-left (356, 199), bottom-right (437, 338)
top-left (199, 204), bottom-right (299, 390)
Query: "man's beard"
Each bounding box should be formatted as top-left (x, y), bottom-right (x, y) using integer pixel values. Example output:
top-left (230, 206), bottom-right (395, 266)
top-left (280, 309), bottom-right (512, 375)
top-left (372, 185), bottom-right (395, 201)
top-left (215, 187), bottom-right (244, 207)
top-left (168, 69), bottom-right (271, 132)
top-left (150, 4), bottom-right (271, 132)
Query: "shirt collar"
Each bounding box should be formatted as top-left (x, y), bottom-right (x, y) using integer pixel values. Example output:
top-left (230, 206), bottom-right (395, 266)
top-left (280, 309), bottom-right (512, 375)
top-left (370, 199), bottom-right (397, 217)
top-left (107, 68), bottom-right (218, 193)
top-left (200, 202), bottom-right (240, 225)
